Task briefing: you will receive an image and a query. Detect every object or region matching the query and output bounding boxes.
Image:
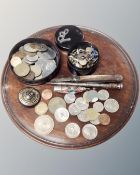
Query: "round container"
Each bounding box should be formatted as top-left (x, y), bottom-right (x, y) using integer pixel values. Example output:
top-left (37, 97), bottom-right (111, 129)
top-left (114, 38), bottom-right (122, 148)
top-left (9, 38), bottom-right (60, 85)
top-left (68, 41), bottom-right (99, 75)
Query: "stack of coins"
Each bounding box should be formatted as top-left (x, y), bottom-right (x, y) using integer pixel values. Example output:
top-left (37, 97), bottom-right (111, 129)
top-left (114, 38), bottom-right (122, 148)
top-left (10, 42), bottom-right (57, 81)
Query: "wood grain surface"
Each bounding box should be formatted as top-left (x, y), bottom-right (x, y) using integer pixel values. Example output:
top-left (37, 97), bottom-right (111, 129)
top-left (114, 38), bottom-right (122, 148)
top-left (1, 26), bottom-right (139, 149)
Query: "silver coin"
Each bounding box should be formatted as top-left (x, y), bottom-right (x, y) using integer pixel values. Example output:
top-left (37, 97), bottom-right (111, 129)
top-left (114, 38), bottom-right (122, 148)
top-left (65, 123), bottom-right (80, 138)
top-left (24, 43), bottom-right (38, 52)
top-left (90, 118), bottom-right (100, 125)
top-left (82, 124), bottom-right (98, 140)
top-left (68, 103), bottom-right (81, 116)
top-left (83, 90), bottom-right (98, 103)
top-left (104, 98), bottom-right (119, 113)
top-left (77, 110), bottom-right (89, 122)
top-left (38, 44), bottom-right (48, 51)
top-left (75, 97), bottom-right (89, 110)
top-left (64, 93), bottom-right (76, 104)
top-left (98, 89), bottom-right (109, 101)
top-left (34, 115), bottom-right (54, 136)
top-left (93, 101), bottom-right (104, 112)
top-left (48, 97), bottom-right (66, 114)
top-left (26, 55), bottom-right (39, 62)
top-left (54, 107), bottom-right (69, 122)
top-left (22, 57), bottom-right (35, 65)
top-left (30, 64), bottom-right (42, 77)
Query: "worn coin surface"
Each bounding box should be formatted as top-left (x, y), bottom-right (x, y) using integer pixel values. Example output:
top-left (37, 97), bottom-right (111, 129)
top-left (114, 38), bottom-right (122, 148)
top-left (64, 93), bottom-right (76, 104)
top-left (68, 103), bottom-right (81, 116)
top-left (82, 124), bottom-right (98, 140)
top-left (86, 108), bottom-right (100, 121)
top-left (65, 123), bottom-right (80, 138)
top-left (35, 101), bottom-right (48, 115)
top-left (24, 43), bottom-right (39, 52)
top-left (34, 115), bottom-right (54, 136)
top-left (99, 113), bottom-right (111, 125)
top-left (104, 98), bottom-right (119, 113)
top-left (48, 97), bottom-right (66, 114)
top-left (54, 107), bottom-right (69, 122)
top-left (30, 64), bottom-right (42, 77)
top-left (42, 89), bottom-right (52, 100)
top-left (10, 56), bottom-right (22, 67)
top-left (75, 97), bottom-right (89, 110)
top-left (98, 89), bottom-right (109, 101)
top-left (83, 90), bottom-right (98, 103)
top-left (77, 110), bottom-right (89, 122)
top-left (14, 62), bottom-right (30, 77)
top-left (93, 101), bottom-right (104, 112)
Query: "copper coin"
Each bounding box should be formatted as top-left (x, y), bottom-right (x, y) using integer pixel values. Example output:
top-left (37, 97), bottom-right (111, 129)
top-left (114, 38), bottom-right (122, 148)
top-left (42, 89), bottom-right (52, 100)
top-left (99, 113), bottom-right (111, 125)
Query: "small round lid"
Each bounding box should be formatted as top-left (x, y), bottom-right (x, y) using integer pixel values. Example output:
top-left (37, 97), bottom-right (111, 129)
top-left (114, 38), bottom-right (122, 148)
top-left (55, 25), bottom-right (84, 51)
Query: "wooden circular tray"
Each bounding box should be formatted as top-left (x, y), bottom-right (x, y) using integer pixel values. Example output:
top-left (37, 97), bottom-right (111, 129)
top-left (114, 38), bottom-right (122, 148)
top-left (1, 26), bottom-right (139, 149)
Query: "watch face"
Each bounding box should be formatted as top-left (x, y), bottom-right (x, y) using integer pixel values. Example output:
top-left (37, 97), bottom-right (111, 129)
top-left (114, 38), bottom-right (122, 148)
top-left (55, 25), bottom-right (84, 51)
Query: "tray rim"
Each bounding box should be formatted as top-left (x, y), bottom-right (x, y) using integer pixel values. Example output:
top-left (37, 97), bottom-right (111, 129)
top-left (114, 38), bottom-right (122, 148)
top-left (1, 25), bottom-right (139, 149)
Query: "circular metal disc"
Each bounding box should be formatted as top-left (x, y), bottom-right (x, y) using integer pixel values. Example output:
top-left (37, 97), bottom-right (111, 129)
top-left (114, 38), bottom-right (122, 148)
top-left (35, 101), bottom-right (48, 115)
top-left (93, 101), bottom-right (104, 112)
top-left (98, 89), bottom-right (109, 101)
top-left (82, 124), bottom-right (98, 140)
top-left (65, 123), bottom-right (80, 138)
top-left (104, 98), bottom-right (119, 113)
top-left (54, 107), bottom-right (69, 122)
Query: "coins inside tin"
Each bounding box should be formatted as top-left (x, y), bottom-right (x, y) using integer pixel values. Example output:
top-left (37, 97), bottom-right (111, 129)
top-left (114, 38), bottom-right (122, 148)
top-left (41, 89), bottom-right (52, 100)
top-left (99, 113), bottom-right (111, 125)
top-left (93, 101), bottom-right (104, 112)
top-left (14, 62), bottom-right (30, 77)
top-left (54, 107), bottom-right (69, 122)
top-left (18, 87), bottom-right (41, 107)
top-left (34, 115), bottom-right (54, 136)
top-left (75, 97), bottom-right (89, 110)
top-left (64, 93), bottom-right (76, 104)
top-left (104, 98), bottom-right (119, 113)
top-left (82, 124), bottom-right (98, 140)
top-left (98, 89), bottom-right (109, 101)
top-left (65, 123), bottom-right (80, 138)
top-left (48, 97), bottom-right (66, 114)
top-left (35, 101), bottom-right (48, 115)
top-left (68, 103), bottom-right (81, 116)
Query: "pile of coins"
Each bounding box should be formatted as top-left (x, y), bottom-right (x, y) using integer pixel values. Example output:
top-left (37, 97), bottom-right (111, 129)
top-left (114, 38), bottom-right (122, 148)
top-left (31, 87), bottom-right (119, 140)
top-left (10, 42), bottom-right (57, 81)
top-left (68, 46), bottom-right (99, 69)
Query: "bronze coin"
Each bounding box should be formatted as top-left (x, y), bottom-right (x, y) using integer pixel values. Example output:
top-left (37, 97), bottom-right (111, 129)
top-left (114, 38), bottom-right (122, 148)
top-left (99, 113), bottom-right (111, 125)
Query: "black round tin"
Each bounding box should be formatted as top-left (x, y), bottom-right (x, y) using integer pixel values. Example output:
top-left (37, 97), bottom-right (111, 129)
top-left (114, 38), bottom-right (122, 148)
top-left (9, 38), bottom-right (60, 85)
top-left (68, 41), bottom-right (99, 75)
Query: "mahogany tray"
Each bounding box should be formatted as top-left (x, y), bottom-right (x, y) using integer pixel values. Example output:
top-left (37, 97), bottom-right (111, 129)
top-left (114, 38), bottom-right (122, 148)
top-left (1, 26), bottom-right (139, 149)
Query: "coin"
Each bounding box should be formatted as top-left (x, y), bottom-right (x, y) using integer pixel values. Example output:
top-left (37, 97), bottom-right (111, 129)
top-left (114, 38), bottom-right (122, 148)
top-left (98, 89), bottom-right (109, 101)
top-left (64, 93), bottom-right (76, 104)
top-left (13, 51), bottom-right (26, 59)
top-left (90, 118), bottom-right (100, 125)
top-left (10, 56), bottom-right (22, 67)
top-left (14, 62), bottom-right (30, 77)
top-left (104, 98), bottom-right (119, 113)
top-left (24, 71), bottom-right (35, 80)
top-left (35, 101), bottom-right (48, 115)
top-left (85, 108), bottom-right (100, 121)
top-left (83, 90), bottom-right (98, 103)
top-left (35, 74), bottom-right (43, 80)
top-left (77, 110), bottom-right (89, 122)
top-left (48, 97), bottom-right (66, 114)
top-left (24, 43), bottom-right (39, 52)
top-left (75, 97), bottom-right (89, 110)
top-left (82, 124), bottom-right (98, 140)
top-left (93, 101), bottom-right (104, 112)
top-left (99, 113), bottom-right (110, 125)
top-left (34, 115), bottom-right (54, 136)
top-left (37, 51), bottom-right (53, 60)
top-left (65, 123), bottom-right (80, 138)
top-left (42, 60), bottom-right (56, 77)
top-left (30, 64), bottom-right (42, 77)
top-left (47, 47), bottom-right (56, 59)
top-left (86, 47), bottom-right (93, 53)
top-left (54, 107), bottom-right (69, 122)
top-left (18, 87), bottom-right (41, 107)
top-left (38, 44), bottom-right (48, 52)
top-left (26, 55), bottom-right (39, 62)
top-left (42, 89), bottom-right (52, 100)
top-left (68, 103), bottom-right (81, 116)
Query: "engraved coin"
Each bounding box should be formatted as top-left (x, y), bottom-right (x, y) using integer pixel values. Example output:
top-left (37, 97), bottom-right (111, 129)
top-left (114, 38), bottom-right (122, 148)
top-left (85, 108), bottom-right (100, 121)
top-left (65, 123), bottom-right (80, 138)
top-left (90, 118), bottom-right (100, 125)
top-left (93, 101), bottom-right (104, 112)
top-left (18, 87), bottom-right (40, 107)
top-left (83, 90), bottom-right (98, 103)
top-left (104, 98), bottom-right (119, 113)
top-left (98, 89), bottom-right (109, 101)
top-left (48, 97), bottom-right (66, 114)
top-left (99, 113), bottom-right (111, 125)
top-left (75, 97), bottom-right (89, 110)
top-left (42, 89), bottom-right (52, 100)
top-left (14, 62), bottom-right (30, 77)
top-left (64, 93), bottom-right (76, 104)
top-left (35, 101), bottom-right (48, 115)
top-left (10, 56), bottom-right (22, 67)
top-left (24, 71), bottom-right (35, 81)
top-left (68, 103), bottom-right (81, 116)
top-left (30, 64), bottom-right (42, 77)
top-left (34, 115), bottom-right (54, 136)
top-left (82, 124), bottom-right (98, 140)
top-left (77, 110), bottom-right (89, 122)
top-left (54, 107), bottom-right (69, 122)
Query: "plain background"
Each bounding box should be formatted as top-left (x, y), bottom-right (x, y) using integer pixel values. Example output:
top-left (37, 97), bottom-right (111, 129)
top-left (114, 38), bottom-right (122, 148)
top-left (0, 0), bottom-right (140, 175)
